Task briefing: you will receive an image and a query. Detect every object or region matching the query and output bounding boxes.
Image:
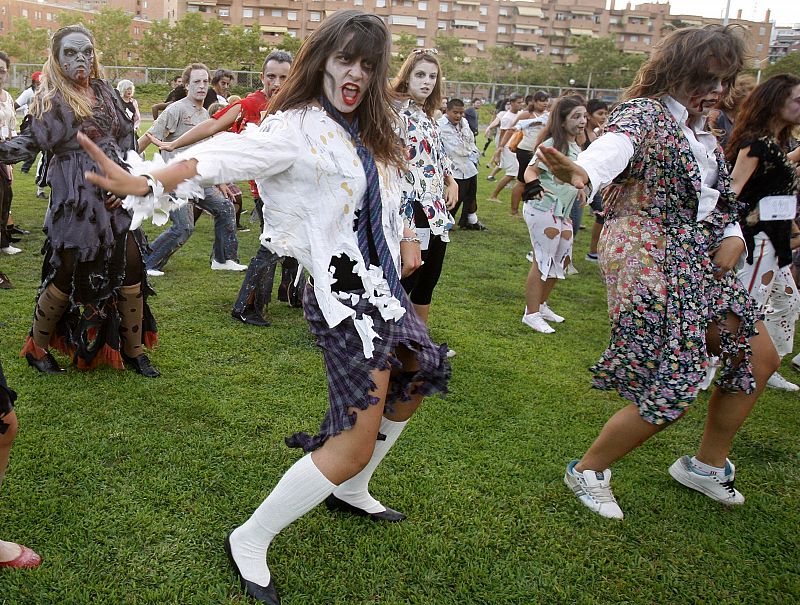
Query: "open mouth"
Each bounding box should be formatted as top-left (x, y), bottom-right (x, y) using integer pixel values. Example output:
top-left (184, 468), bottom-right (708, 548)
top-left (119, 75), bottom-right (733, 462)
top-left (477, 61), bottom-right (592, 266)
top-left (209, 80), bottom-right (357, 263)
top-left (341, 83), bottom-right (360, 107)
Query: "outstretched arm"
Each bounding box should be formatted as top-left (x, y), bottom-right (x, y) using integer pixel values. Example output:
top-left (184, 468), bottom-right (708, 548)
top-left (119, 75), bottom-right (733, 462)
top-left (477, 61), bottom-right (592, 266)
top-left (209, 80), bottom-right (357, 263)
top-left (154, 109), bottom-right (239, 153)
top-left (536, 145), bottom-right (590, 190)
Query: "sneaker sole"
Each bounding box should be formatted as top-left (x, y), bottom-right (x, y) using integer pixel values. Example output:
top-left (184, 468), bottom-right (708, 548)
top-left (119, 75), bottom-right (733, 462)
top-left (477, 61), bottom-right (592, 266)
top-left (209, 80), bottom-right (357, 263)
top-left (668, 461), bottom-right (744, 505)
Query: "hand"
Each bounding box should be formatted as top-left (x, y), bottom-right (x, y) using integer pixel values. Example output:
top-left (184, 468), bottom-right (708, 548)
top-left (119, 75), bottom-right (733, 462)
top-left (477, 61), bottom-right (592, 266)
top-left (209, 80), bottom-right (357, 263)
top-left (710, 236), bottom-right (745, 279)
top-left (400, 240), bottom-right (421, 278)
top-left (444, 180), bottom-right (459, 210)
top-left (217, 183), bottom-right (235, 202)
top-left (146, 132), bottom-right (175, 153)
top-left (536, 145), bottom-right (590, 190)
top-left (78, 132), bottom-right (150, 197)
top-left (104, 194), bottom-right (123, 210)
top-left (522, 179), bottom-right (547, 201)
top-left (577, 188), bottom-right (588, 207)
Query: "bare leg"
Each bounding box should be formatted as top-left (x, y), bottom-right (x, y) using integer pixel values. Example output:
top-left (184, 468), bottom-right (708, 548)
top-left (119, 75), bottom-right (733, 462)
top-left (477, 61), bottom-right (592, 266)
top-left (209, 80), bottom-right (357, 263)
top-left (489, 175), bottom-right (514, 202)
top-left (0, 410), bottom-right (22, 563)
top-left (589, 221), bottom-right (602, 256)
top-left (413, 303), bottom-right (430, 324)
top-left (510, 181), bottom-right (524, 216)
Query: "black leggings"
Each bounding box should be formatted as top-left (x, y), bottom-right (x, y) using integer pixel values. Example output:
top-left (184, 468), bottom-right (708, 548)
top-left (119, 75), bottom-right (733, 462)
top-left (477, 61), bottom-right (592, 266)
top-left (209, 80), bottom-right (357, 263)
top-left (401, 233), bottom-right (447, 306)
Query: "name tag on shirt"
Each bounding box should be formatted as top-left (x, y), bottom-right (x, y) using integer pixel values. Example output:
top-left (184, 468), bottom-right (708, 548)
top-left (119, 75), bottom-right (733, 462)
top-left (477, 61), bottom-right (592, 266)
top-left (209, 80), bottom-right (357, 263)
top-left (416, 227), bottom-right (431, 251)
top-left (759, 195), bottom-right (796, 221)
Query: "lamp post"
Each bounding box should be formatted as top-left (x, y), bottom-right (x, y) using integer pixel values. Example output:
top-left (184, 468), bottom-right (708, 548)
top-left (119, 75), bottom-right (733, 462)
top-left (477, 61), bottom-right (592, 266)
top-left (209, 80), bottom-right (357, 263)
top-left (754, 57), bottom-right (769, 84)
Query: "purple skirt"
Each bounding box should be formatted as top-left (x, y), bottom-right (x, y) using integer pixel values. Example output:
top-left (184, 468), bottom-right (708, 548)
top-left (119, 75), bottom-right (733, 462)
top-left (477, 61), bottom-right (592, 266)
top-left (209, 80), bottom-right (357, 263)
top-left (285, 283), bottom-right (451, 452)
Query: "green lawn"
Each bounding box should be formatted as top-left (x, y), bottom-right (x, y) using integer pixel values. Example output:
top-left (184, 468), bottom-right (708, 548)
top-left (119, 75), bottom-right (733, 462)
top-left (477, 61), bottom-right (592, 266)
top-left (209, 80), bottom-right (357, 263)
top-left (0, 138), bottom-right (798, 604)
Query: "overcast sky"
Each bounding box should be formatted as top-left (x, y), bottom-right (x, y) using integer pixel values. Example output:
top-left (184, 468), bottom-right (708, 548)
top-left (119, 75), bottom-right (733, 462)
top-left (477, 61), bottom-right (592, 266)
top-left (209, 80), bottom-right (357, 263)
top-left (631, 1), bottom-right (799, 26)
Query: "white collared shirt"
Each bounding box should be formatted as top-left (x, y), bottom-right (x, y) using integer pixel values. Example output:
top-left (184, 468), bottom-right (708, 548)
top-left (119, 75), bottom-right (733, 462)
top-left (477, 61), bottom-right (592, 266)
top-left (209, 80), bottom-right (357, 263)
top-left (577, 96), bottom-right (743, 242)
top-left (436, 115), bottom-right (479, 180)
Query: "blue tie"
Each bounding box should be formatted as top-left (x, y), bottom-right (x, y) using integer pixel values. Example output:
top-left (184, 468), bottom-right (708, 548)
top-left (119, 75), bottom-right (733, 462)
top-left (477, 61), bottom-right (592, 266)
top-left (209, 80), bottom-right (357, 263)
top-left (319, 96), bottom-right (406, 318)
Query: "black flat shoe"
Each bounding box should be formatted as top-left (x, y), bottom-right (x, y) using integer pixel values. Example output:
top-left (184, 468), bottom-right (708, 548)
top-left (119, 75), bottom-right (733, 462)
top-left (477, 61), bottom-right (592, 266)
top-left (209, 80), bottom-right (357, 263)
top-left (8, 235), bottom-right (21, 243)
top-left (9, 226), bottom-right (30, 236)
top-left (231, 309), bottom-right (271, 327)
top-left (324, 494), bottom-right (406, 522)
top-left (0, 272), bottom-right (12, 289)
top-left (25, 351), bottom-right (66, 374)
top-left (224, 532), bottom-right (281, 605)
top-left (122, 353), bottom-right (160, 378)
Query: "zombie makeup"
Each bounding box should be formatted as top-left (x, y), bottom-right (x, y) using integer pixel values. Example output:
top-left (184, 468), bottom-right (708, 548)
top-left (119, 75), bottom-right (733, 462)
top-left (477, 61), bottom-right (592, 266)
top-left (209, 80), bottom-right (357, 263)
top-left (186, 68), bottom-right (209, 104)
top-left (565, 106), bottom-right (588, 138)
top-left (322, 50), bottom-right (374, 117)
top-left (58, 32), bottom-right (94, 85)
top-left (407, 59), bottom-right (438, 104)
top-left (262, 60), bottom-right (291, 99)
top-left (0, 59), bottom-right (8, 90)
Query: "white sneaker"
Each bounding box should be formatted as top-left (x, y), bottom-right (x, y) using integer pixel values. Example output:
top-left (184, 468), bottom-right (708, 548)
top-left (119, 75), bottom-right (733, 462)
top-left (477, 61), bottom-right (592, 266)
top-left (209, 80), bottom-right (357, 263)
top-left (539, 302), bottom-right (565, 323)
top-left (564, 460), bottom-right (624, 520)
top-left (668, 456), bottom-right (744, 505)
top-left (446, 348), bottom-right (457, 359)
top-left (1, 246), bottom-right (21, 255)
top-left (792, 352), bottom-right (800, 372)
top-left (585, 253), bottom-right (598, 262)
top-left (567, 263), bottom-right (579, 275)
top-left (522, 311), bottom-right (555, 333)
top-left (699, 356), bottom-right (720, 391)
top-left (146, 268), bottom-right (165, 277)
top-left (526, 251), bottom-right (534, 263)
top-left (211, 259), bottom-right (247, 271)
top-left (766, 372), bottom-right (799, 391)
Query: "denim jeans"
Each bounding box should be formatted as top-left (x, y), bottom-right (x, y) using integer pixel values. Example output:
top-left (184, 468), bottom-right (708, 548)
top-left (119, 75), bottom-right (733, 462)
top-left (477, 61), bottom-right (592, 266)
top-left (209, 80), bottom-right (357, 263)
top-left (146, 187), bottom-right (238, 270)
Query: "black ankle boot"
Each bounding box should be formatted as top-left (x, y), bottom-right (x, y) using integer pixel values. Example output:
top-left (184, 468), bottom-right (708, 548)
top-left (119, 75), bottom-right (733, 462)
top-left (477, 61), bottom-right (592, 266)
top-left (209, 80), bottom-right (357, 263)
top-left (25, 351), bottom-right (66, 375)
top-left (122, 352), bottom-right (160, 378)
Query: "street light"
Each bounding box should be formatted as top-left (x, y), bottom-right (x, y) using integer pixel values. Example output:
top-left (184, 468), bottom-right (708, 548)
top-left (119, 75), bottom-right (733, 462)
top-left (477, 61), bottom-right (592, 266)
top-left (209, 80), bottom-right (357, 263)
top-left (753, 57), bottom-right (769, 84)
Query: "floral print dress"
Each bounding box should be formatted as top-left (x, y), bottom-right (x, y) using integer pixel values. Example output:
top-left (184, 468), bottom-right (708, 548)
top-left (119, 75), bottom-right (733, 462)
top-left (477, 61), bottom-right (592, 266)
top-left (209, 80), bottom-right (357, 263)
top-left (593, 98), bottom-right (758, 424)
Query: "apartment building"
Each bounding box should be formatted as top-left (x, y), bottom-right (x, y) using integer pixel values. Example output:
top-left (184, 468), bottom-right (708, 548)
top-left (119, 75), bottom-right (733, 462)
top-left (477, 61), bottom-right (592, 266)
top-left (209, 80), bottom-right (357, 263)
top-left (0, 0), bottom-right (773, 67)
top-left (769, 23), bottom-right (800, 63)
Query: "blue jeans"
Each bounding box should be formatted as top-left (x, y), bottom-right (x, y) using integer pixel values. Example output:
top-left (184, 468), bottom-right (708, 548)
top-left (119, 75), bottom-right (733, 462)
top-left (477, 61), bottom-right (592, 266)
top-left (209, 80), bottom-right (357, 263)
top-left (570, 202), bottom-right (583, 234)
top-left (146, 187), bottom-right (238, 270)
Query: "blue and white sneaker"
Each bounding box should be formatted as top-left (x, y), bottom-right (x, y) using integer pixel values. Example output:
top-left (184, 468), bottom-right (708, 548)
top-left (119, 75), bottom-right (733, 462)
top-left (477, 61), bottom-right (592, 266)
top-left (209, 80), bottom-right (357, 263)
top-left (564, 460), bottom-right (624, 519)
top-left (668, 456), bottom-right (744, 505)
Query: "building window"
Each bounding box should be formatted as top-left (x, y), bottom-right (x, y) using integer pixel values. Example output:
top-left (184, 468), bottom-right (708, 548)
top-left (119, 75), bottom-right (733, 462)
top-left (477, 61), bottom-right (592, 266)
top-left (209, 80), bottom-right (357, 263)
top-left (354, 0), bottom-right (364, 4)
top-left (479, 5), bottom-right (487, 16)
top-left (143, 1), bottom-right (147, 7)
top-left (437, 20), bottom-right (446, 30)
top-left (497, 25), bottom-right (506, 33)
top-left (629, 34), bottom-right (638, 42)
top-left (477, 41), bottom-right (484, 50)
top-left (756, 43), bottom-right (764, 52)
top-left (417, 18), bottom-right (426, 29)
top-left (376, 0), bottom-right (386, 7)
top-left (219, 7), bottom-right (229, 16)
top-left (287, 10), bottom-right (297, 21)
top-left (643, 36), bottom-right (650, 44)
top-left (288, 29), bottom-right (298, 37)
top-left (759, 26), bottom-right (766, 36)
top-left (46, 12), bottom-right (52, 20)
top-left (417, 37), bottom-right (425, 46)
top-left (271, 9), bottom-right (282, 17)
top-left (478, 23), bottom-right (485, 32)
top-left (440, 3), bottom-right (448, 12)
top-left (34, 10), bottom-right (41, 18)
top-left (309, 11), bottom-right (321, 21)
top-left (418, 1), bottom-right (427, 9)
top-left (242, 8), bottom-right (253, 18)
top-left (499, 8), bottom-right (507, 17)
top-left (21, 8), bottom-right (27, 17)
top-left (259, 8), bottom-right (264, 16)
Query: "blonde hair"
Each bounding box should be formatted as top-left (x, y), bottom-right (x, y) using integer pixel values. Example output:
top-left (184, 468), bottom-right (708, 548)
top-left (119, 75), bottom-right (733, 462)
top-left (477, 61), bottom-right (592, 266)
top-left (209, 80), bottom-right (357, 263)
top-left (391, 50), bottom-right (442, 118)
top-left (32, 25), bottom-right (102, 121)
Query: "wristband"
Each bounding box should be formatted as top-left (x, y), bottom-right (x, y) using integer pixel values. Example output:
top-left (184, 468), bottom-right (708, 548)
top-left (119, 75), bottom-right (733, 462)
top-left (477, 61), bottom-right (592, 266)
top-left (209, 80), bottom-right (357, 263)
top-left (523, 179), bottom-right (544, 201)
top-left (401, 236), bottom-right (421, 244)
top-left (140, 172), bottom-right (159, 195)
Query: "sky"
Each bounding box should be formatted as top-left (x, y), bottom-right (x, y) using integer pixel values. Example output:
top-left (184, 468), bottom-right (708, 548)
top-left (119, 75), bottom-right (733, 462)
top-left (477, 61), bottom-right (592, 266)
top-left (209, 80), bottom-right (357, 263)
top-left (631, 1), bottom-right (800, 26)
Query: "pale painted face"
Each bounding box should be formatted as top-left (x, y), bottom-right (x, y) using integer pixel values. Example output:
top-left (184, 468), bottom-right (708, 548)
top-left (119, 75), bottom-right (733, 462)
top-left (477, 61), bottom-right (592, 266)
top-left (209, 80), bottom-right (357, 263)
top-left (779, 84), bottom-right (800, 128)
top-left (186, 69), bottom-right (209, 103)
top-left (322, 47), bottom-right (374, 117)
top-left (261, 60), bottom-right (291, 99)
top-left (564, 105), bottom-right (588, 138)
top-left (407, 59), bottom-right (438, 104)
top-left (445, 105), bottom-right (465, 125)
top-left (0, 59), bottom-right (8, 90)
top-left (675, 75), bottom-right (724, 119)
top-left (58, 32), bottom-right (94, 85)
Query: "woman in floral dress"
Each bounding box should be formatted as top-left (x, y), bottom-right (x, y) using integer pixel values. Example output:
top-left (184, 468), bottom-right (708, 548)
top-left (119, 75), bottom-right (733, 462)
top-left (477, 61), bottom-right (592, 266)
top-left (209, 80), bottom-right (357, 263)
top-left (537, 25), bottom-right (780, 519)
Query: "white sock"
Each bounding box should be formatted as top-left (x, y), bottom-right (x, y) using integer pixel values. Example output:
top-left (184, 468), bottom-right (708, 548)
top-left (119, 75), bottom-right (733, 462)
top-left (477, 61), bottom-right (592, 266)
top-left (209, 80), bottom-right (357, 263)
top-left (690, 456), bottom-right (726, 477)
top-left (333, 417), bottom-right (408, 514)
top-left (467, 213), bottom-right (478, 224)
top-left (229, 454), bottom-right (335, 586)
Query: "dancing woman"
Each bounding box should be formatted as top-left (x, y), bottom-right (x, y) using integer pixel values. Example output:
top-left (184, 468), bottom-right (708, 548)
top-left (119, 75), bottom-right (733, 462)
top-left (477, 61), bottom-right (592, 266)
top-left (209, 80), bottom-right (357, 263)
top-left (728, 74), bottom-right (800, 390)
top-left (79, 11), bottom-right (450, 604)
top-left (0, 25), bottom-right (158, 377)
top-left (391, 49), bottom-right (458, 325)
top-left (538, 25), bottom-right (779, 519)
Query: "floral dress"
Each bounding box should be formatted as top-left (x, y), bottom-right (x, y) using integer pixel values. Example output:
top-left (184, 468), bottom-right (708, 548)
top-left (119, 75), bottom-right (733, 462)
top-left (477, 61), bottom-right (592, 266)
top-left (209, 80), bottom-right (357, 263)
top-left (396, 100), bottom-right (454, 239)
top-left (593, 98), bottom-right (758, 424)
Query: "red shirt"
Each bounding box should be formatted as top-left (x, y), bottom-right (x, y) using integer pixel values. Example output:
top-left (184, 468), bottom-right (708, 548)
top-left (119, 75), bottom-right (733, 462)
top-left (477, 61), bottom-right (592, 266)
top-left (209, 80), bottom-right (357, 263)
top-left (213, 90), bottom-right (269, 196)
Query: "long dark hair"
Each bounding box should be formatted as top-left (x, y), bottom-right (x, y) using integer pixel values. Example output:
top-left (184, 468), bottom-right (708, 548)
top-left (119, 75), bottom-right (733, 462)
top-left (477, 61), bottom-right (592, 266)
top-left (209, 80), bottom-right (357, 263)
top-left (537, 95), bottom-right (586, 154)
top-left (268, 10), bottom-right (402, 167)
top-left (625, 25), bottom-right (746, 102)
top-left (726, 73), bottom-right (800, 161)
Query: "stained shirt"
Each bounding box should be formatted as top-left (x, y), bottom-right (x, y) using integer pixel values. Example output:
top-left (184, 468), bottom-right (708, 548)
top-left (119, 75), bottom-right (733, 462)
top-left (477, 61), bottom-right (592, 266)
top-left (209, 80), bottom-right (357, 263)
top-left (147, 97), bottom-right (209, 162)
top-left (396, 100), bottom-right (454, 239)
top-left (577, 95), bottom-right (744, 243)
top-left (152, 106), bottom-right (406, 356)
top-left (436, 115), bottom-right (479, 180)
top-left (528, 137), bottom-right (580, 218)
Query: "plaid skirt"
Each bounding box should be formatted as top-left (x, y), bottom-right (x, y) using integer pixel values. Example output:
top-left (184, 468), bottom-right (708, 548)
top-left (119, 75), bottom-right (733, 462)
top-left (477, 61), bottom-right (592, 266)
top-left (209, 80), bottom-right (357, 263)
top-left (285, 283), bottom-right (451, 452)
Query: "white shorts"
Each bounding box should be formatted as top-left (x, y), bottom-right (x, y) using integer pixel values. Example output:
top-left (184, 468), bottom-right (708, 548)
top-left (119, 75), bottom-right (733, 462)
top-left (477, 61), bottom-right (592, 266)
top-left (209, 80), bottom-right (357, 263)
top-left (523, 203), bottom-right (573, 280)
top-left (500, 147), bottom-right (519, 178)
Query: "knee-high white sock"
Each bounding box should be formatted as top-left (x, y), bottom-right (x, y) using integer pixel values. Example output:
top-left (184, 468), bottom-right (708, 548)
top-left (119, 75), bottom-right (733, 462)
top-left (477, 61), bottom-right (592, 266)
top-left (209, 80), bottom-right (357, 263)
top-left (333, 417), bottom-right (408, 514)
top-left (229, 454), bottom-right (335, 586)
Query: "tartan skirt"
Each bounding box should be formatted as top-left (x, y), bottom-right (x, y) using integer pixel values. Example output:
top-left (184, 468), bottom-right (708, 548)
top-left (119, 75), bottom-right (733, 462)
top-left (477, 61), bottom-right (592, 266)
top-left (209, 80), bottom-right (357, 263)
top-left (285, 283), bottom-right (451, 452)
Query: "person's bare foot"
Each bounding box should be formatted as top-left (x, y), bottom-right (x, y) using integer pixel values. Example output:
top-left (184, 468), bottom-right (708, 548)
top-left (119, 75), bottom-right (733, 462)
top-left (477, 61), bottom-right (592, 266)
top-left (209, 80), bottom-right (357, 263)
top-left (0, 540), bottom-right (41, 568)
top-left (487, 197), bottom-right (502, 203)
top-left (0, 540), bottom-right (22, 562)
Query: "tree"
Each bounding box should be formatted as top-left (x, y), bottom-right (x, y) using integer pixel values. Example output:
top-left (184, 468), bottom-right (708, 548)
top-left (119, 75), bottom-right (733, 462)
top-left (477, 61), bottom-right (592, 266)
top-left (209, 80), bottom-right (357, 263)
top-left (434, 34), bottom-right (466, 80)
top-left (0, 17), bottom-right (49, 64)
top-left (91, 8), bottom-right (134, 65)
top-left (139, 19), bottom-right (175, 68)
top-left (763, 52), bottom-right (800, 80)
top-left (276, 33), bottom-right (302, 55)
top-left (568, 36), bottom-right (642, 89)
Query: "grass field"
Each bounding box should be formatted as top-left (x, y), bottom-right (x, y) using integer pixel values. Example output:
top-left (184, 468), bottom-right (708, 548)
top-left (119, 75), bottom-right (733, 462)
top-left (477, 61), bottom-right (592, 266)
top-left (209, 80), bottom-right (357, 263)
top-left (0, 133), bottom-right (798, 605)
